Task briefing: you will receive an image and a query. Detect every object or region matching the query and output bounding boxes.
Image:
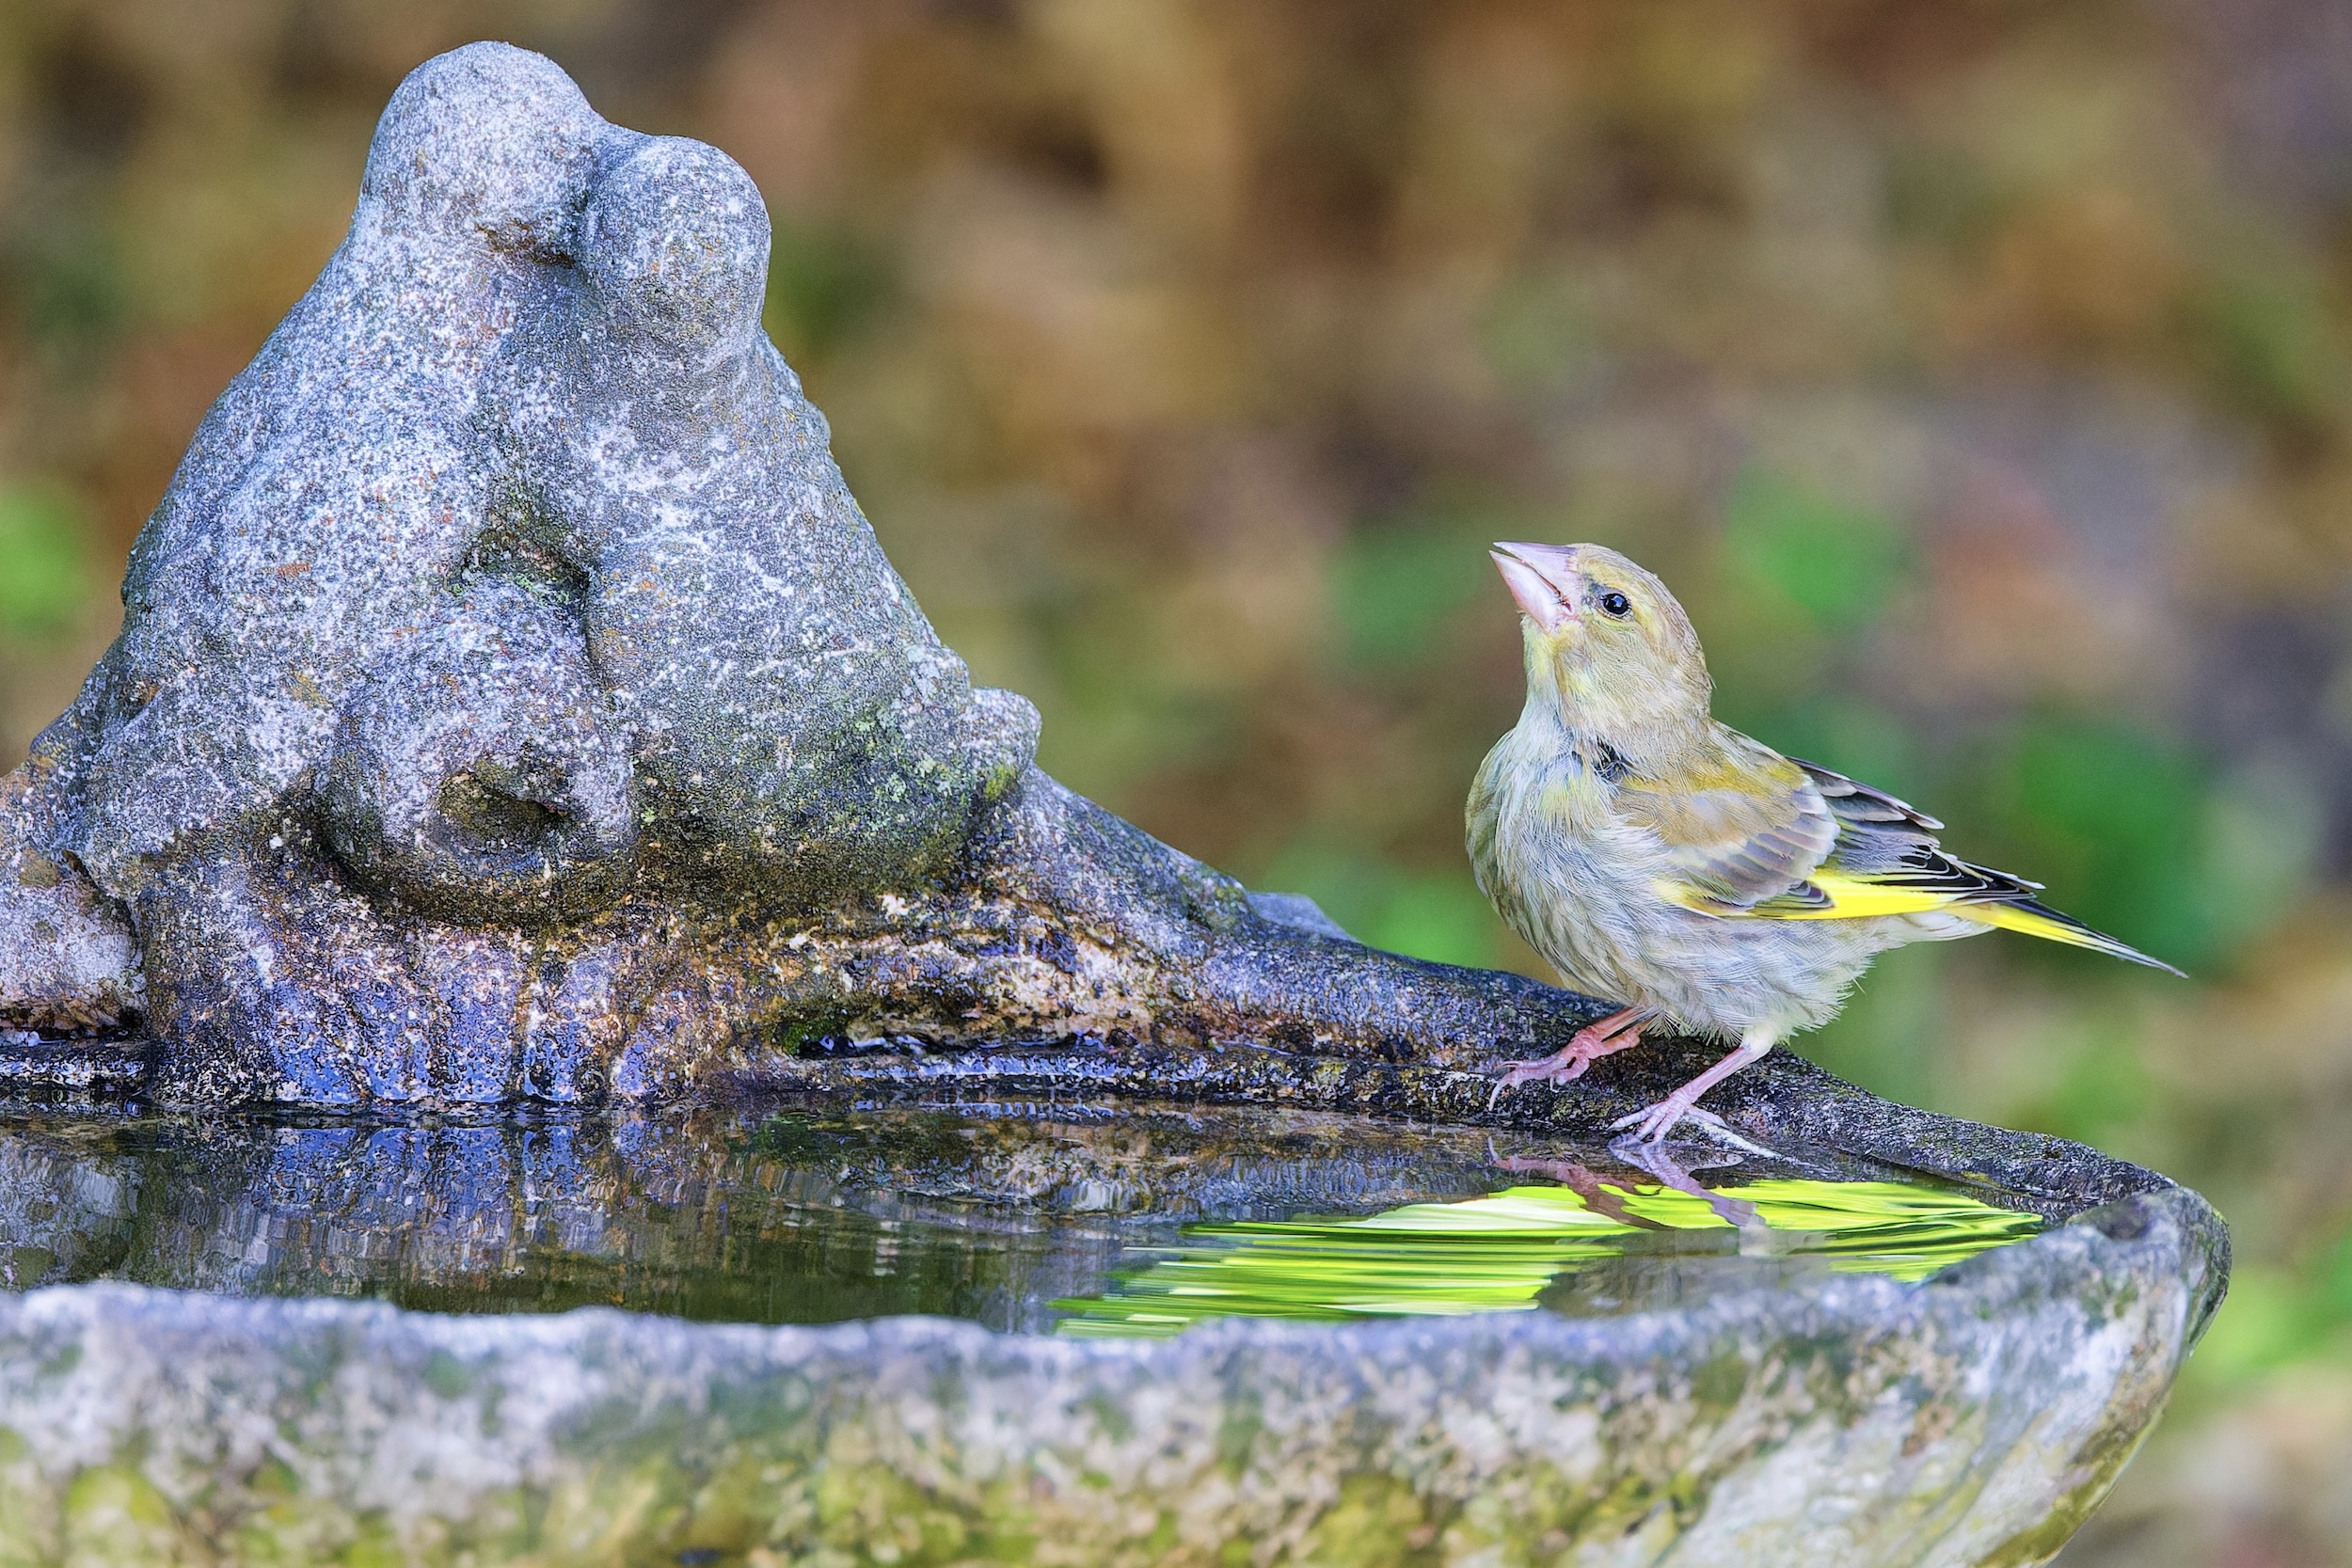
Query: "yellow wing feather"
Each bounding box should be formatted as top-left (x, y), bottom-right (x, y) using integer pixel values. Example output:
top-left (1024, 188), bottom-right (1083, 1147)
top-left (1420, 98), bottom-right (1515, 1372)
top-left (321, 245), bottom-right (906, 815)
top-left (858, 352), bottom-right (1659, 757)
top-left (1750, 872), bottom-right (1965, 920)
top-left (1650, 870), bottom-right (1955, 920)
top-left (1656, 868), bottom-right (2182, 974)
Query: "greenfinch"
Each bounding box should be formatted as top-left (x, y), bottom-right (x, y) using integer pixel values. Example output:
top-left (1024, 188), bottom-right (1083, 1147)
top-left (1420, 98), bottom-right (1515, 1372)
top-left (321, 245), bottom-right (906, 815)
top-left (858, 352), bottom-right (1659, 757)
top-left (1469, 542), bottom-right (2177, 1145)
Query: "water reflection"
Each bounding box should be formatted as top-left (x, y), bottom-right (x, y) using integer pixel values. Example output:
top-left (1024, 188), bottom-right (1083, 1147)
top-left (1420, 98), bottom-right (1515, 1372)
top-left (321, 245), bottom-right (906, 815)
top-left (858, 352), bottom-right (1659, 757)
top-left (1055, 1171), bottom-right (2040, 1338)
top-left (0, 1101), bottom-right (2042, 1336)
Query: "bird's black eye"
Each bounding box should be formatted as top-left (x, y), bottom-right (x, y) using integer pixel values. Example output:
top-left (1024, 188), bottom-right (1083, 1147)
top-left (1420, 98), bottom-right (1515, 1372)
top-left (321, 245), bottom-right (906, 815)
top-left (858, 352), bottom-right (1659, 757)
top-left (1597, 589), bottom-right (1631, 618)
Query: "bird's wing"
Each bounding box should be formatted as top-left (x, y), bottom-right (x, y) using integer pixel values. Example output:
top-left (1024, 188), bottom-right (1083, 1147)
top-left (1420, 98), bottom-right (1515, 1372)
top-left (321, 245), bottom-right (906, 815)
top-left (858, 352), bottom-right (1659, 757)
top-left (1614, 741), bottom-right (2178, 971)
top-left (1797, 759), bottom-right (1944, 835)
top-left (1613, 733), bottom-right (1841, 913)
top-left (1744, 757), bottom-right (2182, 974)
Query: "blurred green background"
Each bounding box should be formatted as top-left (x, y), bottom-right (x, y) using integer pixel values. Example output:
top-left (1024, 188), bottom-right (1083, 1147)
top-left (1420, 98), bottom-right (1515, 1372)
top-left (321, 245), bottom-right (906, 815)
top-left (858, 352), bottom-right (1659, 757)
top-left (0, 2), bottom-right (2345, 1558)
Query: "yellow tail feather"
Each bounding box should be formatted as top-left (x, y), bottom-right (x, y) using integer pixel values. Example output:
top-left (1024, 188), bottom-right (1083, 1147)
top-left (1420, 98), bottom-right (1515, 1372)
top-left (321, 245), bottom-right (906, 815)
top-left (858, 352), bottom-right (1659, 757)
top-left (1952, 901), bottom-right (2185, 975)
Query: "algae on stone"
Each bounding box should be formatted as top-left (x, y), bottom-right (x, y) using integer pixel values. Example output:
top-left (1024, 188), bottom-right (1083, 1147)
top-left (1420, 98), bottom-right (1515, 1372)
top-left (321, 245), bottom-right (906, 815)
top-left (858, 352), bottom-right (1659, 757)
top-left (0, 1184), bottom-right (2217, 1567)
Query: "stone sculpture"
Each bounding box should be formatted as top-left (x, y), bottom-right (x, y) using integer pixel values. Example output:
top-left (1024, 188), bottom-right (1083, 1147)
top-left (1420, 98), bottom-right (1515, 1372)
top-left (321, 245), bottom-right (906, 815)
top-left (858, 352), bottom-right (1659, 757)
top-left (0, 41), bottom-right (1592, 1111)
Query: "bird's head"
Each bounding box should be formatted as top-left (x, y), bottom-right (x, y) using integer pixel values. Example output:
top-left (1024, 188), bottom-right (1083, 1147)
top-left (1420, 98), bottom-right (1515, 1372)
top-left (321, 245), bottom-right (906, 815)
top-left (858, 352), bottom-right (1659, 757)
top-left (1491, 541), bottom-right (1710, 736)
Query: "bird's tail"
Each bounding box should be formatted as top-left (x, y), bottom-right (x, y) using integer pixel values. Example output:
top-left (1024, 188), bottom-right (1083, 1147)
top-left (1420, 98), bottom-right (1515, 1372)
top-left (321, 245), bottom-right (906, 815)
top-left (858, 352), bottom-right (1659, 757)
top-left (1955, 898), bottom-right (2185, 976)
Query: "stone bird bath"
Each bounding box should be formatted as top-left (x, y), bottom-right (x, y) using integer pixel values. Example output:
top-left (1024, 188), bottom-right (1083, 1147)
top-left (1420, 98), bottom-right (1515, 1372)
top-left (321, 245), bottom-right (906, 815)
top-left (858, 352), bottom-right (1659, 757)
top-left (0, 42), bottom-right (2224, 1567)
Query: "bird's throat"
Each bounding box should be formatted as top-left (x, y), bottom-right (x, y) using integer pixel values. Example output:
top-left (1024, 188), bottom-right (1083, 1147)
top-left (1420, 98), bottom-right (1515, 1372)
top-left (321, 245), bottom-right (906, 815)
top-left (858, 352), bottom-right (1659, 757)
top-left (1525, 627), bottom-right (1708, 746)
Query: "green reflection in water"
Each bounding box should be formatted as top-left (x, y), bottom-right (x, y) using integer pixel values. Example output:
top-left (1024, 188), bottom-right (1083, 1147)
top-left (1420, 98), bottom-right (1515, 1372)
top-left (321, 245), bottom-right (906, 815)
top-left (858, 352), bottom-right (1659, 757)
top-left (1055, 1179), bottom-right (2042, 1338)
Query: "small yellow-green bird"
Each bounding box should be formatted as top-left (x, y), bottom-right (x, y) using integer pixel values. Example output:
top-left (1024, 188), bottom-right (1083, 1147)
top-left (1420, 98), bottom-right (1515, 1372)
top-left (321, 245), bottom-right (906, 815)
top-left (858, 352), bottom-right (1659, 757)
top-left (1469, 541), bottom-right (2178, 1145)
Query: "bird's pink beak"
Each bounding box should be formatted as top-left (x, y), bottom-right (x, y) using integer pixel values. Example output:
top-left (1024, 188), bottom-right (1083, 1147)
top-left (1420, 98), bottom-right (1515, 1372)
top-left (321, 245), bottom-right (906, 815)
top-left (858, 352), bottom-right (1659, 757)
top-left (1492, 543), bottom-right (1581, 634)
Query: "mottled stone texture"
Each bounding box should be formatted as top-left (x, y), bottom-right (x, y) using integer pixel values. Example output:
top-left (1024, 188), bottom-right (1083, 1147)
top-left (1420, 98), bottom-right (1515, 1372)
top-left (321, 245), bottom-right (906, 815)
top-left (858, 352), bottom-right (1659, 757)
top-left (0, 1181), bottom-right (2218, 1567)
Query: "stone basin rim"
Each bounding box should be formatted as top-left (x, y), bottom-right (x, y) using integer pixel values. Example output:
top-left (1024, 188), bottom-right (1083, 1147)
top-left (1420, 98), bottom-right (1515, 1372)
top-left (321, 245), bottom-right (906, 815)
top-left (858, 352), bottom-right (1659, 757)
top-left (0, 1176), bottom-right (2224, 1566)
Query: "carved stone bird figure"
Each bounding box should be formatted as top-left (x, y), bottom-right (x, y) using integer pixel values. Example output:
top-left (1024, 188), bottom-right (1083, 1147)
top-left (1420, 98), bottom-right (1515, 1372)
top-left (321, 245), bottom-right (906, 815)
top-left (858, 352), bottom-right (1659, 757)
top-left (1468, 541), bottom-right (2177, 1145)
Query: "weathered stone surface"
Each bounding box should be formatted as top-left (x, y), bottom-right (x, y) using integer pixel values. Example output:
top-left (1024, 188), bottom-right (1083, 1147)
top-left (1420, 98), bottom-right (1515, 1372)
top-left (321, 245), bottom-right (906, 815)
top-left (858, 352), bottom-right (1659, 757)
top-left (0, 1078), bottom-right (2231, 1563)
top-left (0, 1175), bottom-right (2216, 1566)
top-left (0, 43), bottom-right (1046, 1104)
top-left (316, 579), bottom-right (640, 928)
top-left (0, 775), bottom-right (140, 1040)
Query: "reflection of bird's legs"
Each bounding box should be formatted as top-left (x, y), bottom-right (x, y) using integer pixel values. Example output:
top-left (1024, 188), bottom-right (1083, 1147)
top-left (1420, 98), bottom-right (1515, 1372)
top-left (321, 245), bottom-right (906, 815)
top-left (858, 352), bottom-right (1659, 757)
top-left (1610, 1033), bottom-right (1776, 1150)
top-left (1487, 1005), bottom-right (1657, 1108)
top-left (1610, 1138), bottom-right (1760, 1227)
top-left (1488, 1150), bottom-right (1666, 1228)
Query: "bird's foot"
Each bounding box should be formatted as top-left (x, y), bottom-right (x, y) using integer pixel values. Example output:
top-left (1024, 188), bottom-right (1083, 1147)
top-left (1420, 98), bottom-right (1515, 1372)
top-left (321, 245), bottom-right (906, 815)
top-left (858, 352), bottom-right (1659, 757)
top-left (1602, 1037), bottom-right (1777, 1152)
top-left (1485, 1006), bottom-right (1653, 1110)
top-left (1608, 1101), bottom-right (1774, 1157)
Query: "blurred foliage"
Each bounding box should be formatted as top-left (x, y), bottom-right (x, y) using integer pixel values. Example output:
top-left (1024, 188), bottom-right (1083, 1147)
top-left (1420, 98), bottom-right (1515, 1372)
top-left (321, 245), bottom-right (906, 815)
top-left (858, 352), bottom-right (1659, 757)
top-left (1984, 717), bottom-right (2216, 961)
top-left (1261, 838), bottom-right (1497, 969)
top-left (0, 485), bottom-right (90, 641)
top-left (1329, 514), bottom-right (1492, 670)
top-left (0, 2), bottom-right (2349, 1558)
top-left (1723, 469), bottom-right (1909, 631)
top-left (762, 217), bottom-right (893, 367)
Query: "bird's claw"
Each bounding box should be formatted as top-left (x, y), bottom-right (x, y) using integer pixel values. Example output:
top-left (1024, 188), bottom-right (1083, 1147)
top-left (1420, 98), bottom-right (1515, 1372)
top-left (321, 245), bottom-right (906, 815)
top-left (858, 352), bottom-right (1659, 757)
top-left (1484, 1009), bottom-right (1651, 1110)
top-left (1608, 1101), bottom-right (1774, 1157)
top-left (1484, 1051), bottom-right (1593, 1110)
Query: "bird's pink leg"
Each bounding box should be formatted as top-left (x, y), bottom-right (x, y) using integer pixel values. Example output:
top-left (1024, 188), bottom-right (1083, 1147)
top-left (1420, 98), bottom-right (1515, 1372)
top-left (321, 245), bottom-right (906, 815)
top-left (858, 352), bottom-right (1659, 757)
top-left (1486, 1005), bottom-right (1656, 1108)
top-left (1610, 1036), bottom-right (1774, 1148)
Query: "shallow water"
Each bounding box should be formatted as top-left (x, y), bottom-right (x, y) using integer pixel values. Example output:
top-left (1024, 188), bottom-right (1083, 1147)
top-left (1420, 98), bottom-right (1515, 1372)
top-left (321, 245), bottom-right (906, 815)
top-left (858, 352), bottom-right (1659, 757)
top-left (0, 1099), bottom-right (2042, 1336)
